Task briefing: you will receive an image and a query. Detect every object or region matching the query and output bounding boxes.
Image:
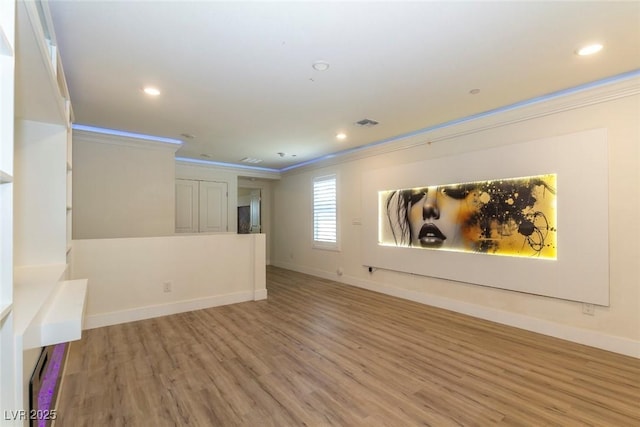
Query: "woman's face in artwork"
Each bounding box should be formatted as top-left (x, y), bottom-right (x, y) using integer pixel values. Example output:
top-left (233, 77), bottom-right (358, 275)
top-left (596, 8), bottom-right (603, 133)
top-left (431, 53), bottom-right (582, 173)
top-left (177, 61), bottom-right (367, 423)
top-left (406, 185), bottom-right (474, 249)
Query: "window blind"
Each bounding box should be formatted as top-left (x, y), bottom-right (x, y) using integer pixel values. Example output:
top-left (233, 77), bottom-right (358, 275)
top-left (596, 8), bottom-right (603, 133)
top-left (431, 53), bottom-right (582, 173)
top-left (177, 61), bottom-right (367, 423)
top-left (313, 175), bottom-right (337, 245)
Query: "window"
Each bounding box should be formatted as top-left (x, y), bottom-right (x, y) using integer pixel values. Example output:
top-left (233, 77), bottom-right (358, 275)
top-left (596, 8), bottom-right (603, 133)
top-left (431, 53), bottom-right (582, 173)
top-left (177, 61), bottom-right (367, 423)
top-left (313, 174), bottom-right (338, 249)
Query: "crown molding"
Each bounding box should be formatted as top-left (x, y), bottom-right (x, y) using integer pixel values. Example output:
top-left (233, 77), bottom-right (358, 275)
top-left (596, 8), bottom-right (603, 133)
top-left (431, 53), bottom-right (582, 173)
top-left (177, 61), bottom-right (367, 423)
top-left (73, 129), bottom-right (183, 153)
top-left (175, 158), bottom-right (281, 180)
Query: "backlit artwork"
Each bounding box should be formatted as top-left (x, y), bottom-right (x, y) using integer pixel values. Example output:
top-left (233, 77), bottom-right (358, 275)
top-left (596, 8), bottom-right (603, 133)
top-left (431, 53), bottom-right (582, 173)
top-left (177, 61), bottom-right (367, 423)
top-left (380, 174), bottom-right (557, 258)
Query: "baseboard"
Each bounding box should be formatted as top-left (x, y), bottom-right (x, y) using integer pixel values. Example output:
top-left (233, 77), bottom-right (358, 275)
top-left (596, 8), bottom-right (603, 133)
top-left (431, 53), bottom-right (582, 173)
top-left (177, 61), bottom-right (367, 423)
top-left (254, 289), bottom-right (268, 300)
top-left (272, 261), bottom-right (640, 358)
top-left (83, 291), bottom-right (255, 330)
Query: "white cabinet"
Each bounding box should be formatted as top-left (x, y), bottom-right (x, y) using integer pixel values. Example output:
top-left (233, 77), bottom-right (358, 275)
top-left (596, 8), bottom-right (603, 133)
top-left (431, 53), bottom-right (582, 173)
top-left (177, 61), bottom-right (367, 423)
top-left (176, 179), bottom-right (228, 233)
top-left (199, 180), bottom-right (228, 233)
top-left (175, 179), bottom-right (199, 233)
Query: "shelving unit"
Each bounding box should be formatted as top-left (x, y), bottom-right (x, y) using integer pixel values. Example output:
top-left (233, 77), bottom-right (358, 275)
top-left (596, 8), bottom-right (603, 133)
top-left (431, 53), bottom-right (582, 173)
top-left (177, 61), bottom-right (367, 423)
top-left (1, 1), bottom-right (86, 422)
top-left (0, 0), bottom-right (17, 419)
top-left (66, 109), bottom-right (73, 263)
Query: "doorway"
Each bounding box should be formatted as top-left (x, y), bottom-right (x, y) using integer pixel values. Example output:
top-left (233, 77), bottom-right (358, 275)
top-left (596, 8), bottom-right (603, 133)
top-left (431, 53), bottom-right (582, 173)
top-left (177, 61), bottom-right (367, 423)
top-left (238, 188), bottom-right (261, 234)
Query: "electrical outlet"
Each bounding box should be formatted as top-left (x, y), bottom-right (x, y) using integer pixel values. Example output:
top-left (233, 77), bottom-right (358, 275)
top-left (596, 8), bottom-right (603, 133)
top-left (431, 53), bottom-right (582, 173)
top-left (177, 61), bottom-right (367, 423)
top-left (163, 281), bottom-right (172, 293)
top-left (582, 303), bottom-right (595, 316)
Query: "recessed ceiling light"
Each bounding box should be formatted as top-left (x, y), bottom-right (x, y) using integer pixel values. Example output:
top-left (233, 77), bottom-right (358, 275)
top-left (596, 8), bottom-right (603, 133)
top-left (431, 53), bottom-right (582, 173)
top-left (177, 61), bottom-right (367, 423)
top-left (312, 61), bottom-right (330, 71)
top-left (336, 133), bottom-right (347, 140)
top-left (143, 86), bottom-right (161, 96)
top-left (576, 43), bottom-right (603, 56)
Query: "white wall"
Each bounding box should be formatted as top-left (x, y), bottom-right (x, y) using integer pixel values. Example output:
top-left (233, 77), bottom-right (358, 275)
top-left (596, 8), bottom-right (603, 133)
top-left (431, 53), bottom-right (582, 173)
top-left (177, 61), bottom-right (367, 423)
top-left (271, 81), bottom-right (640, 357)
top-left (73, 131), bottom-right (178, 239)
top-left (71, 233), bottom-right (266, 329)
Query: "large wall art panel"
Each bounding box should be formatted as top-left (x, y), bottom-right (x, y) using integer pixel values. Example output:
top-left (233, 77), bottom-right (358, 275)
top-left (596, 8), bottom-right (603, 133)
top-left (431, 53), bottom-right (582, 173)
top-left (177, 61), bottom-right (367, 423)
top-left (362, 128), bottom-right (609, 305)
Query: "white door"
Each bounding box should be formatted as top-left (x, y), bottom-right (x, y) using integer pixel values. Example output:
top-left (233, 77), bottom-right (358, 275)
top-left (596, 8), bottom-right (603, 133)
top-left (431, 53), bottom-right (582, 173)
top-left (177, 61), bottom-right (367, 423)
top-left (249, 189), bottom-right (261, 233)
top-left (199, 181), bottom-right (228, 232)
top-left (175, 179), bottom-right (199, 233)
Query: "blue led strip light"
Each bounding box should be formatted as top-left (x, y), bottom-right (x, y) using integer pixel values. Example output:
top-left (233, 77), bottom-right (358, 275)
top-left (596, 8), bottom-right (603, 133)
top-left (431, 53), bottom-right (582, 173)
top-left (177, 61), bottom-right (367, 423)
top-left (281, 69), bottom-right (640, 172)
top-left (175, 157), bottom-right (280, 173)
top-left (72, 124), bottom-right (183, 145)
top-left (72, 69), bottom-right (639, 173)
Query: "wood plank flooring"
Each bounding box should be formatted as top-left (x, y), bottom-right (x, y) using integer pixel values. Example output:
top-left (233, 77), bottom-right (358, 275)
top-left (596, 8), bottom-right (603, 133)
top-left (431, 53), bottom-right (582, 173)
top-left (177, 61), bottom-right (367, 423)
top-left (55, 266), bottom-right (640, 426)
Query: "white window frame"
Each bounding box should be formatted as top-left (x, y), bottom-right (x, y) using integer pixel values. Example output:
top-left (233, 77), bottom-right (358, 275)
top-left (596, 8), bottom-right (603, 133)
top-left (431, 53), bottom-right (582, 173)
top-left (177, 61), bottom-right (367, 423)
top-left (312, 173), bottom-right (340, 251)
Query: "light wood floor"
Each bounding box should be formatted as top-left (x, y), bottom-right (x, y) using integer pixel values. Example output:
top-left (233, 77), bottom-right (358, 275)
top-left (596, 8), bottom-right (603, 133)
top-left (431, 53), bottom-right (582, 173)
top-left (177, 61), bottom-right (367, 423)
top-left (56, 266), bottom-right (640, 426)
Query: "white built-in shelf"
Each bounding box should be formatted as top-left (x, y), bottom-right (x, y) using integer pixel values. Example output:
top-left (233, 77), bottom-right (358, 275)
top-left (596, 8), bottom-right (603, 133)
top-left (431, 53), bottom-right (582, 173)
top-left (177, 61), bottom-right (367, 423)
top-left (14, 0), bottom-right (67, 124)
top-left (0, 170), bottom-right (13, 184)
top-left (14, 264), bottom-right (67, 333)
top-left (0, 26), bottom-right (13, 56)
top-left (40, 279), bottom-right (87, 347)
top-left (0, 302), bottom-right (12, 322)
top-left (13, 264), bottom-right (87, 350)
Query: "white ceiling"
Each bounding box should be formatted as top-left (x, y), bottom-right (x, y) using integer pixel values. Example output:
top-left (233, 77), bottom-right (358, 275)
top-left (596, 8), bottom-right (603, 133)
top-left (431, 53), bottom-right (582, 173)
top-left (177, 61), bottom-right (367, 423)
top-left (48, 1), bottom-right (640, 170)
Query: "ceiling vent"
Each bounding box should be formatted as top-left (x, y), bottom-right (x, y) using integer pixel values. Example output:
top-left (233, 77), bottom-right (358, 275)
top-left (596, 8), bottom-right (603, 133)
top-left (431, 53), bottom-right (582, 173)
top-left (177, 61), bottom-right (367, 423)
top-left (240, 157), bottom-right (263, 164)
top-left (355, 118), bottom-right (379, 127)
